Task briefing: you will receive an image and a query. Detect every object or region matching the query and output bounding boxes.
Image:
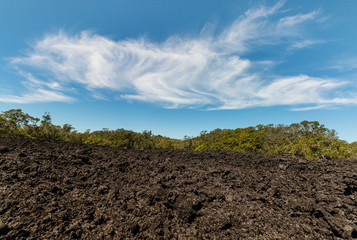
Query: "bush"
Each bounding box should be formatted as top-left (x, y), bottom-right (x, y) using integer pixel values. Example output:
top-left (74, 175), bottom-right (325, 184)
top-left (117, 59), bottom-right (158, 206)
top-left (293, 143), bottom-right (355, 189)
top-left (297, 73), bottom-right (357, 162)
top-left (1, 109), bottom-right (355, 160)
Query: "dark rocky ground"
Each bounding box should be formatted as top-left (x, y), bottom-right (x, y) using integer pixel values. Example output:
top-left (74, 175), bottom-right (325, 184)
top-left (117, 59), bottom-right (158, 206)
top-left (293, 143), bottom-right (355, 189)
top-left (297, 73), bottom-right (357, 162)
top-left (0, 137), bottom-right (356, 239)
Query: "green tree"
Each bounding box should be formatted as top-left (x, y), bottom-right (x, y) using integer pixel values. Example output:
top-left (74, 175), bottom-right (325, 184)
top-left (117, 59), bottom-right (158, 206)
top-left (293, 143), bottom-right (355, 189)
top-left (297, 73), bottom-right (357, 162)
top-left (0, 109), bottom-right (39, 137)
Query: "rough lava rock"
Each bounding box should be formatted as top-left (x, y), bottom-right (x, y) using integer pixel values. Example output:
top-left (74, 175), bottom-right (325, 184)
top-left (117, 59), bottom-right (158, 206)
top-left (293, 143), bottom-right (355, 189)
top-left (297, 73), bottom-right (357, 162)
top-left (0, 138), bottom-right (356, 239)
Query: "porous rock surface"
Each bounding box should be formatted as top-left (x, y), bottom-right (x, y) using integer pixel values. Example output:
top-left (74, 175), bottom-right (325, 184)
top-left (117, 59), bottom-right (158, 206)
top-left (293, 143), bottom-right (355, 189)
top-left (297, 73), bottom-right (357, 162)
top-left (0, 138), bottom-right (356, 239)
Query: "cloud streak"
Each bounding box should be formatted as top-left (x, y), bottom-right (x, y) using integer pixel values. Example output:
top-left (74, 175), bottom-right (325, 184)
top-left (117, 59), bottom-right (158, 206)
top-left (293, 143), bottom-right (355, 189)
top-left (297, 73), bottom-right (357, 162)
top-left (0, 88), bottom-right (74, 104)
top-left (5, 1), bottom-right (357, 109)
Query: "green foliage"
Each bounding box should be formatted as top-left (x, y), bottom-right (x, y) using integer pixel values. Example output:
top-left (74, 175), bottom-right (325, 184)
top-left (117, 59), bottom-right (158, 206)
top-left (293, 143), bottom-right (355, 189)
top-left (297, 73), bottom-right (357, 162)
top-left (189, 121), bottom-right (356, 160)
top-left (1, 109), bottom-right (356, 160)
top-left (0, 109), bottom-right (39, 137)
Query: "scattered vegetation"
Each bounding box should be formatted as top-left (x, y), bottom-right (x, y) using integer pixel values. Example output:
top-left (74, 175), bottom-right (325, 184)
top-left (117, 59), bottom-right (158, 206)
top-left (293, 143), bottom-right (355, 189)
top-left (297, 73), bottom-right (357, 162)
top-left (1, 109), bottom-right (356, 160)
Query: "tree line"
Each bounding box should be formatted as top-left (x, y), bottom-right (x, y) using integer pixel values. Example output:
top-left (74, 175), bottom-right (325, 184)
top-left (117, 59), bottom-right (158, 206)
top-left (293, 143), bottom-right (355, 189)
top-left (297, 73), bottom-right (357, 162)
top-left (1, 109), bottom-right (356, 160)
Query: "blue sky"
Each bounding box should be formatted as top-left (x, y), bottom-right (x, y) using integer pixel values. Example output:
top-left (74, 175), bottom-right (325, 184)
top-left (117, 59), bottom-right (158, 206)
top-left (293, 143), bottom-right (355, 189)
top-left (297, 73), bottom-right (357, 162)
top-left (1, 0), bottom-right (357, 142)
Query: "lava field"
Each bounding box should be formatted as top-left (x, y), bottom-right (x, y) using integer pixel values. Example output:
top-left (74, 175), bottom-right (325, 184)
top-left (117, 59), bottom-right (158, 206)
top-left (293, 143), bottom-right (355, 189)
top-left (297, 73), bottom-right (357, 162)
top-left (0, 138), bottom-right (356, 239)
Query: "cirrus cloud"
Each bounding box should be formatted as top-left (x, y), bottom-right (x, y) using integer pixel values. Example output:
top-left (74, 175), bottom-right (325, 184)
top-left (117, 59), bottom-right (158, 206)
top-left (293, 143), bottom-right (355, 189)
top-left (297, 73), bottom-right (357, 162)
top-left (5, 1), bottom-right (357, 110)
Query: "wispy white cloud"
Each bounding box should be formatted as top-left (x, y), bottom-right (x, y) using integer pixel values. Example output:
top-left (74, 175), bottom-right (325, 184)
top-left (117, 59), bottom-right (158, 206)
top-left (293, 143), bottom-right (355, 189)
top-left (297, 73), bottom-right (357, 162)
top-left (290, 39), bottom-right (323, 49)
top-left (291, 105), bottom-right (331, 111)
top-left (0, 71), bottom-right (75, 103)
top-left (278, 11), bottom-right (318, 28)
top-left (214, 75), bottom-right (353, 109)
top-left (0, 89), bottom-right (74, 104)
top-left (5, 1), bottom-right (355, 110)
top-left (329, 57), bottom-right (357, 71)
